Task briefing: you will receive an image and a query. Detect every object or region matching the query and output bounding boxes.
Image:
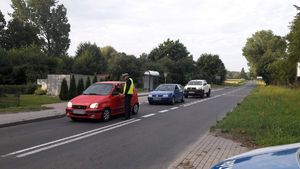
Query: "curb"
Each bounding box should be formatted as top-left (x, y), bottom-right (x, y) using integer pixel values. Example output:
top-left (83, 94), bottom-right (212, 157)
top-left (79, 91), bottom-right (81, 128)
top-left (0, 114), bottom-right (66, 129)
top-left (138, 93), bottom-right (149, 97)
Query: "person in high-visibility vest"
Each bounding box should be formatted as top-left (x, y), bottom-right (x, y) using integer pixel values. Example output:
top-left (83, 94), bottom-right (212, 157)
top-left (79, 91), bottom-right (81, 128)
top-left (122, 73), bottom-right (134, 120)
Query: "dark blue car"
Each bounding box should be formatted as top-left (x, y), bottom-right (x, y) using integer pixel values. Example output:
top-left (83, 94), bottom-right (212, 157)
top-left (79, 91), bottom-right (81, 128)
top-left (148, 84), bottom-right (184, 105)
top-left (211, 143), bottom-right (300, 169)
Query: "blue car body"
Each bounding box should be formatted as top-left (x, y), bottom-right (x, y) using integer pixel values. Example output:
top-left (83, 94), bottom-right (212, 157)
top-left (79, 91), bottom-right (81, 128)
top-left (148, 84), bottom-right (184, 104)
top-left (211, 143), bottom-right (300, 169)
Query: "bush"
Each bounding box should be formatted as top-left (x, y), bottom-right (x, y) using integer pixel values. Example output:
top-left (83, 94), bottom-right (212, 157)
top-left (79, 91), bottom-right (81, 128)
top-left (0, 85), bottom-right (26, 95)
top-left (68, 75), bottom-right (77, 99)
top-left (34, 87), bottom-right (47, 95)
top-left (85, 76), bottom-right (91, 89)
top-left (93, 74), bottom-right (98, 83)
top-left (59, 78), bottom-right (69, 100)
top-left (24, 82), bottom-right (37, 94)
top-left (77, 78), bottom-right (84, 95)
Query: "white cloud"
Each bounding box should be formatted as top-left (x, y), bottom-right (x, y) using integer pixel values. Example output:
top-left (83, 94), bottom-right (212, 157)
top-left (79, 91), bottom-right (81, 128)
top-left (0, 0), bottom-right (299, 71)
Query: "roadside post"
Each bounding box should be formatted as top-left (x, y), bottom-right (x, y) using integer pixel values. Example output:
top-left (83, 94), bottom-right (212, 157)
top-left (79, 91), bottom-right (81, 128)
top-left (164, 72), bottom-right (168, 84)
top-left (297, 62), bottom-right (300, 85)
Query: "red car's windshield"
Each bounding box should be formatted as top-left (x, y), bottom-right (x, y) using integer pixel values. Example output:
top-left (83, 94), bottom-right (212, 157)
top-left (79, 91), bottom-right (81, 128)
top-left (83, 83), bottom-right (113, 95)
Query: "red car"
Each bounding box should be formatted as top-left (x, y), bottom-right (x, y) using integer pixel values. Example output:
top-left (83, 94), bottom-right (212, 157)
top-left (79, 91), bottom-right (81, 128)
top-left (66, 81), bottom-right (139, 121)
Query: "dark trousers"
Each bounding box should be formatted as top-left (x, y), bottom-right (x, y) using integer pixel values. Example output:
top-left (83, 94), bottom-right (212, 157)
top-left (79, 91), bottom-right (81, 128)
top-left (124, 94), bottom-right (132, 119)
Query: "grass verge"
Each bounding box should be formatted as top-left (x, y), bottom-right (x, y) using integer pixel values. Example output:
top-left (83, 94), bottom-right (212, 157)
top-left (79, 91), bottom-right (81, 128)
top-left (224, 79), bottom-right (246, 86)
top-left (211, 79), bottom-right (246, 88)
top-left (0, 95), bottom-right (63, 113)
top-left (213, 85), bottom-right (300, 147)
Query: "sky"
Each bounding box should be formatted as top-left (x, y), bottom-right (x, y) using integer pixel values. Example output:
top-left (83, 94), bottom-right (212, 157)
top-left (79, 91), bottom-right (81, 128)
top-left (0, 0), bottom-right (299, 71)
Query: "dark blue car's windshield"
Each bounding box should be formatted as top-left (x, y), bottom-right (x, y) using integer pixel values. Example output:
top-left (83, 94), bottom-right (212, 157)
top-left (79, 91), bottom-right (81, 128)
top-left (83, 84), bottom-right (113, 95)
top-left (155, 85), bottom-right (175, 91)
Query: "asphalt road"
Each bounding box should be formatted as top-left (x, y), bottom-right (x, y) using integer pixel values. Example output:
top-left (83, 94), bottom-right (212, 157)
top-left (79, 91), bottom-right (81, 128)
top-left (0, 82), bottom-right (255, 169)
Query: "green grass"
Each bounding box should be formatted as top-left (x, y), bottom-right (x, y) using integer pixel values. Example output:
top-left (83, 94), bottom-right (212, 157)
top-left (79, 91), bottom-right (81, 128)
top-left (0, 95), bottom-right (63, 113)
top-left (224, 79), bottom-right (246, 86)
top-left (214, 85), bottom-right (300, 146)
top-left (211, 79), bottom-right (246, 88)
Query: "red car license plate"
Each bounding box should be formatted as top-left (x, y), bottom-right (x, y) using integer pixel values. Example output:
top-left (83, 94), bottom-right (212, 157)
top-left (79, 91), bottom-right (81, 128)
top-left (73, 109), bottom-right (85, 115)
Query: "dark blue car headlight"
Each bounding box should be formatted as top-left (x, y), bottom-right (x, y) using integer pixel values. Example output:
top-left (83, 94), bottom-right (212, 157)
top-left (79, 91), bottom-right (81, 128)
top-left (161, 93), bottom-right (172, 98)
top-left (162, 94), bottom-right (169, 97)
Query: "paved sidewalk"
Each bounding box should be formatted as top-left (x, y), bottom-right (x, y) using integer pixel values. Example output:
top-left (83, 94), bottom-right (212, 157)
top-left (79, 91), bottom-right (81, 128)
top-left (0, 102), bottom-right (67, 127)
top-left (169, 132), bottom-right (249, 169)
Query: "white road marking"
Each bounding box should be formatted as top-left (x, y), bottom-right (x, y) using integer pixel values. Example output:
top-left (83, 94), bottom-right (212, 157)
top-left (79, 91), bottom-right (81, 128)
top-left (158, 110), bottom-right (169, 113)
top-left (142, 113), bottom-right (156, 118)
top-left (212, 88), bottom-right (223, 92)
top-left (170, 107), bottom-right (179, 110)
top-left (2, 119), bottom-right (140, 158)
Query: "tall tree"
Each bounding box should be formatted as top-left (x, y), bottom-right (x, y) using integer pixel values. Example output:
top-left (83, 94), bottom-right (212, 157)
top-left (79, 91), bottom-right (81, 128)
top-left (287, 5), bottom-right (300, 83)
top-left (1, 45), bottom-right (57, 84)
top-left (11, 0), bottom-right (70, 56)
top-left (0, 10), bottom-right (7, 48)
top-left (240, 68), bottom-right (247, 79)
top-left (148, 39), bottom-right (190, 62)
top-left (73, 42), bottom-right (106, 75)
top-left (100, 46), bottom-right (117, 61)
top-left (146, 39), bottom-right (193, 84)
top-left (108, 52), bottom-right (142, 81)
top-left (196, 53), bottom-right (226, 84)
top-left (0, 10), bottom-right (6, 30)
top-left (2, 19), bottom-right (40, 50)
top-left (242, 30), bottom-right (287, 85)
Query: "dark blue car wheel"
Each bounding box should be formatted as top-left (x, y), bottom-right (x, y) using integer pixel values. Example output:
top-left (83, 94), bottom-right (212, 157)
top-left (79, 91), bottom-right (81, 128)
top-left (171, 96), bottom-right (175, 105)
top-left (181, 95), bottom-right (184, 102)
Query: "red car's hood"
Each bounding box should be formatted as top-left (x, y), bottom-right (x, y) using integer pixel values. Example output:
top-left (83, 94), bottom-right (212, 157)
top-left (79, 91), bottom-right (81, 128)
top-left (71, 95), bottom-right (108, 106)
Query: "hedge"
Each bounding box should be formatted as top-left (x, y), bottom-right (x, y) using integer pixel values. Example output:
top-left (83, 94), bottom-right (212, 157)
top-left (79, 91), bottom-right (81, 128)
top-left (0, 83), bottom-right (37, 95)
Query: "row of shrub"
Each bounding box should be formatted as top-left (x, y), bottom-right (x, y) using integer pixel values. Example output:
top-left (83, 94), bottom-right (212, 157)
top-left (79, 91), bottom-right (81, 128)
top-left (59, 75), bottom-right (97, 100)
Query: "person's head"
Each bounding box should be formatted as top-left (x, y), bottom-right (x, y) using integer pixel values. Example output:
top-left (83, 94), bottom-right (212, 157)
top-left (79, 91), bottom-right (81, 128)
top-left (122, 73), bottom-right (129, 80)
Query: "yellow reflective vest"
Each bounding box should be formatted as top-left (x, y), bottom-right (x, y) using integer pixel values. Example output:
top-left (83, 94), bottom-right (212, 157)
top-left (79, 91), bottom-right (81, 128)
top-left (123, 78), bottom-right (134, 94)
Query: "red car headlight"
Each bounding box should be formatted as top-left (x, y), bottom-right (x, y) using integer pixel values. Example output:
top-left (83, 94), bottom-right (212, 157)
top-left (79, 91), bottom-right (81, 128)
top-left (67, 101), bottom-right (72, 108)
top-left (89, 103), bottom-right (99, 109)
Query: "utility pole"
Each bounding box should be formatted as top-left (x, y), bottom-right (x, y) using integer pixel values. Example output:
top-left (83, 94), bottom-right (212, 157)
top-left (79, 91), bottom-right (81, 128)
top-left (164, 72), bottom-right (168, 84)
top-left (148, 70), bottom-right (151, 91)
top-left (296, 62), bottom-right (300, 85)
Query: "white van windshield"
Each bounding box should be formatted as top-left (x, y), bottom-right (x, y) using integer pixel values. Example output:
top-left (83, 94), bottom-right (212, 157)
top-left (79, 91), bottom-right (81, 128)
top-left (188, 81), bottom-right (202, 85)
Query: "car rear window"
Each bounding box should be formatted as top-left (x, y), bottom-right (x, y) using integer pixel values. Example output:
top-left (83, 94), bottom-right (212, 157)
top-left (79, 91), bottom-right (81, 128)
top-left (188, 81), bottom-right (202, 85)
top-left (83, 83), bottom-right (113, 95)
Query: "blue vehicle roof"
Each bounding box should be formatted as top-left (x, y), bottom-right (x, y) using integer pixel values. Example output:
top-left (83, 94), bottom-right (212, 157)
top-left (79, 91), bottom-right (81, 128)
top-left (211, 143), bottom-right (300, 169)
